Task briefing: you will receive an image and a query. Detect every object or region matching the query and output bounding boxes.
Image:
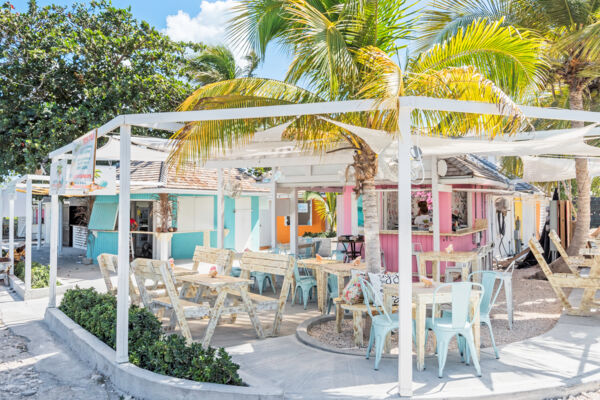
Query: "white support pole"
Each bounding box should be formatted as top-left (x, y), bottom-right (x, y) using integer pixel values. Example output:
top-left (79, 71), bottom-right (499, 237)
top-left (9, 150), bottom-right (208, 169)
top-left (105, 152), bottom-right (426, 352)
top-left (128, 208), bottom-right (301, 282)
top-left (49, 193), bottom-right (59, 308)
top-left (0, 190), bottom-right (3, 255)
top-left (431, 156), bottom-right (440, 252)
top-left (58, 202), bottom-right (63, 255)
top-left (290, 188), bottom-right (298, 256)
top-left (116, 124), bottom-right (131, 364)
top-left (397, 105), bottom-right (413, 397)
top-left (217, 169), bottom-right (224, 249)
top-left (37, 200), bottom-right (42, 249)
top-left (25, 179), bottom-right (33, 291)
top-left (9, 190), bottom-right (14, 270)
top-left (270, 178), bottom-right (277, 251)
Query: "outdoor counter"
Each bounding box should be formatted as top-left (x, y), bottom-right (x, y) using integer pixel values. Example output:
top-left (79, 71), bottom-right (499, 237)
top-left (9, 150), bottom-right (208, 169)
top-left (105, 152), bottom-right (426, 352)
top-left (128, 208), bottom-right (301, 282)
top-left (380, 227), bottom-right (487, 237)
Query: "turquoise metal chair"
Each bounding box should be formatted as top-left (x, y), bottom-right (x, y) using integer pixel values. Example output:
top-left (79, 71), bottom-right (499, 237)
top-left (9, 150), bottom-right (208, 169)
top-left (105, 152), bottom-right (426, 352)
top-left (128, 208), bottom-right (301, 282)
top-left (427, 282), bottom-right (484, 378)
top-left (326, 274), bottom-right (338, 314)
top-left (251, 272), bottom-right (276, 295)
top-left (465, 270), bottom-right (503, 359)
top-left (292, 260), bottom-right (317, 309)
top-left (358, 276), bottom-right (398, 370)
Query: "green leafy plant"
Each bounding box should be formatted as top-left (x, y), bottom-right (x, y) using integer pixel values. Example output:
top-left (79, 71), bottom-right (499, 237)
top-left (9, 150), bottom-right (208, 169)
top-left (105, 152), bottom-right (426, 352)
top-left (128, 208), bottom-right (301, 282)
top-left (59, 288), bottom-right (243, 386)
top-left (303, 192), bottom-right (337, 233)
top-left (13, 261), bottom-right (60, 289)
top-left (302, 231), bottom-right (337, 238)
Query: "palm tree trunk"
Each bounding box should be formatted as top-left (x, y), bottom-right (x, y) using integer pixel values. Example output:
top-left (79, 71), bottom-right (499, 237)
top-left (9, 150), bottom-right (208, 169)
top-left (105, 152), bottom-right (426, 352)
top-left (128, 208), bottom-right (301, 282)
top-left (362, 179), bottom-right (382, 273)
top-left (567, 89), bottom-right (591, 258)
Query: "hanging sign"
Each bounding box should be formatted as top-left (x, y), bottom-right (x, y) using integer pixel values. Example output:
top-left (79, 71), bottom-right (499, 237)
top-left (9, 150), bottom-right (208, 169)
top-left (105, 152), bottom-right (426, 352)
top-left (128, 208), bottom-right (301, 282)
top-left (88, 165), bottom-right (116, 195)
top-left (68, 129), bottom-right (97, 192)
top-left (50, 159), bottom-right (68, 195)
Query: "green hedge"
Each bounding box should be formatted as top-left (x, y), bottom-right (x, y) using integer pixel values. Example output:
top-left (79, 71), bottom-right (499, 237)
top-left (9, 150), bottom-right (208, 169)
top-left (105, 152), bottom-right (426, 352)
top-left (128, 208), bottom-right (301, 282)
top-left (59, 288), bottom-right (243, 386)
top-left (13, 261), bottom-right (60, 289)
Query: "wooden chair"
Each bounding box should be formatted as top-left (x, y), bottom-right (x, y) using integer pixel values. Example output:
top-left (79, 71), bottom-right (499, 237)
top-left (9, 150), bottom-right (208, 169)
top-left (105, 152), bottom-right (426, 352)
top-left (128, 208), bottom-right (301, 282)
top-left (529, 237), bottom-right (600, 316)
top-left (130, 258), bottom-right (210, 344)
top-left (171, 246), bottom-right (235, 277)
top-left (239, 251), bottom-right (295, 336)
top-left (549, 229), bottom-right (593, 276)
top-left (97, 253), bottom-right (141, 305)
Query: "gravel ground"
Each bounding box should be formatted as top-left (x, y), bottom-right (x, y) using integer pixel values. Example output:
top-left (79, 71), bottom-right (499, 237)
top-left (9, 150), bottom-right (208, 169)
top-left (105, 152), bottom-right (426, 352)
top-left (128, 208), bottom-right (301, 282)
top-left (551, 391), bottom-right (600, 400)
top-left (309, 267), bottom-right (563, 353)
top-left (0, 320), bottom-right (125, 400)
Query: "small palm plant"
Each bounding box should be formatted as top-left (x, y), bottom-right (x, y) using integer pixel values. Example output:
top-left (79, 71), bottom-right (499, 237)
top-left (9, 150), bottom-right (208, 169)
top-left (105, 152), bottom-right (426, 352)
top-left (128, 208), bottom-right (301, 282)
top-left (303, 191), bottom-right (337, 233)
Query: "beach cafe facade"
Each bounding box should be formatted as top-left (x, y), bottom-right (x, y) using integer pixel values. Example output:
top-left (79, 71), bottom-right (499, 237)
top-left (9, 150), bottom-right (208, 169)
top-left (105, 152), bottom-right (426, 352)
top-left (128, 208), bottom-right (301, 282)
top-left (44, 97), bottom-right (600, 396)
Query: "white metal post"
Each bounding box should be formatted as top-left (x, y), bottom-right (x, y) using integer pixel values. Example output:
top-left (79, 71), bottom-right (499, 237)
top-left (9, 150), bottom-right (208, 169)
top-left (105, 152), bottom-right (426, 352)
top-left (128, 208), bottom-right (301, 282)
top-left (58, 202), bottom-right (63, 255)
top-left (290, 188), bottom-right (298, 256)
top-left (9, 190), bottom-right (14, 269)
top-left (431, 156), bottom-right (440, 252)
top-left (49, 193), bottom-right (59, 308)
top-left (217, 169), bottom-right (224, 249)
top-left (397, 105), bottom-right (413, 397)
top-left (0, 190), bottom-right (3, 255)
top-left (270, 178), bottom-right (277, 251)
top-left (25, 179), bottom-right (32, 291)
top-left (37, 200), bottom-right (42, 249)
top-left (116, 124), bottom-right (131, 364)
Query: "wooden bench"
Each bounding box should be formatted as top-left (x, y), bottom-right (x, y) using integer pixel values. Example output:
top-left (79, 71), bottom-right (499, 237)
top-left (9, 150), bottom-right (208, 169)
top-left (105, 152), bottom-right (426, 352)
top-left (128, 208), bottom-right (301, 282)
top-left (172, 246), bottom-right (234, 277)
top-left (130, 258), bottom-right (210, 344)
top-left (239, 251), bottom-right (295, 336)
top-left (530, 237), bottom-right (600, 316)
top-left (549, 230), bottom-right (593, 275)
top-left (97, 253), bottom-right (141, 305)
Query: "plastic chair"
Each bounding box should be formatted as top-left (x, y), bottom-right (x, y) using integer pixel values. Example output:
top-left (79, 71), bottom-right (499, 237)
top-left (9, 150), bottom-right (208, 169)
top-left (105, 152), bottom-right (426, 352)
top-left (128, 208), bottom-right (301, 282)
top-left (292, 260), bottom-right (317, 309)
top-left (359, 276), bottom-right (398, 370)
top-left (465, 270), bottom-right (503, 359)
top-left (331, 249), bottom-right (345, 261)
top-left (427, 282), bottom-right (484, 378)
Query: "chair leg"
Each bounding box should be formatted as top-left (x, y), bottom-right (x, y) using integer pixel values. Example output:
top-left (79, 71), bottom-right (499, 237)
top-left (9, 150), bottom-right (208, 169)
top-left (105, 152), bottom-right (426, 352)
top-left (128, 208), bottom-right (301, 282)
top-left (366, 326), bottom-right (375, 360)
top-left (484, 319), bottom-right (499, 359)
top-left (374, 333), bottom-right (385, 370)
top-left (302, 287), bottom-right (309, 310)
top-left (327, 298), bottom-right (333, 314)
top-left (464, 330), bottom-right (482, 377)
top-left (436, 337), bottom-right (450, 378)
top-left (257, 276), bottom-right (264, 295)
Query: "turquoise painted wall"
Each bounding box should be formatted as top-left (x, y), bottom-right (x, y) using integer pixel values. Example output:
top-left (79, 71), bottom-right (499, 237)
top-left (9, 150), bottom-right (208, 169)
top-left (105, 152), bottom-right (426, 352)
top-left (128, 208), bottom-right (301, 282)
top-left (87, 193), bottom-right (262, 261)
top-left (358, 195), bottom-right (364, 227)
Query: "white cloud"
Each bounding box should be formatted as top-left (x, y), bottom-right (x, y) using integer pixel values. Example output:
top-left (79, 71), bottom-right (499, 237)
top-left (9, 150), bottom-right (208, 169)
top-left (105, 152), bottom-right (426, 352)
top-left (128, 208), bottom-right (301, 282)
top-left (164, 0), bottom-right (249, 68)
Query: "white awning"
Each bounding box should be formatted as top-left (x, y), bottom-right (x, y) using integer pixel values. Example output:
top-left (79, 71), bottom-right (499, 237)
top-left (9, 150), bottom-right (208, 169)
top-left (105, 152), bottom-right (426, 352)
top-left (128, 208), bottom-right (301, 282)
top-left (522, 156), bottom-right (600, 182)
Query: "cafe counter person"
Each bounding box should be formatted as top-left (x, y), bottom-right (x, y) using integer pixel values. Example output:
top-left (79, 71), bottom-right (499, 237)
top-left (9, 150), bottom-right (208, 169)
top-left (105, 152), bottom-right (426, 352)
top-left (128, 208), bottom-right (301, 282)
top-left (413, 201), bottom-right (432, 230)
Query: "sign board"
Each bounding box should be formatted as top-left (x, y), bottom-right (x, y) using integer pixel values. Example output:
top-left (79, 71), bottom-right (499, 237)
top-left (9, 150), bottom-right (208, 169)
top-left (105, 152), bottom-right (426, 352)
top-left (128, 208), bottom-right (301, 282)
top-left (50, 159), bottom-right (68, 195)
top-left (89, 165), bottom-right (116, 195)
top-left (68, 130), bottom-right (97, 192)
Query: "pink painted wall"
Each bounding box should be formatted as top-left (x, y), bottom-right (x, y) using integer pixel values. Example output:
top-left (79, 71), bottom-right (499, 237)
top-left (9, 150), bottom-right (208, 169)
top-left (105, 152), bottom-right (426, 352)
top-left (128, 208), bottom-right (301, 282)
top-left (382, 186), bottom-right (489, 277)
top-left (341, 186), bottom-right (353, 235)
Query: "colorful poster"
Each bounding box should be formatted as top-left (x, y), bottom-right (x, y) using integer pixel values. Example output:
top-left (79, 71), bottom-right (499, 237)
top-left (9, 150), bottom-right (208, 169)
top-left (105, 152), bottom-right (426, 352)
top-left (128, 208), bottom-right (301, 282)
top-left (50, 159), bottom-right (67, 195)
top-left (68, 130), bottom-right (97, 192)
top-left (89, 165), bottom-right (116, 195)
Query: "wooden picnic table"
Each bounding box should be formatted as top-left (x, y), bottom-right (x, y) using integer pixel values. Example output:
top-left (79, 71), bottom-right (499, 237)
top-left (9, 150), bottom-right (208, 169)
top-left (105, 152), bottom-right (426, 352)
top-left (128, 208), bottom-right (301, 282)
top-left (316, 261), bottom-right (367, 314)
top-left (383, 282), bottom-right (481, 372)
top-left (418, 251), bottom-right (479, 282)
top-left (177, 274), bottom-right (263, 348)
top-left (298, 258), bottom-right (340, 312)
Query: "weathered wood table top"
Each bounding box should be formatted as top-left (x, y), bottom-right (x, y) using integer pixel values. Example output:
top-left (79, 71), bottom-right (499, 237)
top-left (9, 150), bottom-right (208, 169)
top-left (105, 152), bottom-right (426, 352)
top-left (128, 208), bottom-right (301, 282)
top-left (177, 274), bottom-right (253, 288)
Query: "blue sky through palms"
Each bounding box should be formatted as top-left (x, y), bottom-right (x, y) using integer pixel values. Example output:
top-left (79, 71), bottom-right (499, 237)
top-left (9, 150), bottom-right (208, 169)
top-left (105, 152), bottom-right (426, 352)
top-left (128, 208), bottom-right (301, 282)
top-left (14, 0), bottom-right (424, 81)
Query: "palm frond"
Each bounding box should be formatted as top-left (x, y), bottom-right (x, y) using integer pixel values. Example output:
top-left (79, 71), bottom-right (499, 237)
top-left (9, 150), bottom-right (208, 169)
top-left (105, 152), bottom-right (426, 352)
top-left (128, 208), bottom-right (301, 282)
top-left (411, 18), bottom-right (547, 100)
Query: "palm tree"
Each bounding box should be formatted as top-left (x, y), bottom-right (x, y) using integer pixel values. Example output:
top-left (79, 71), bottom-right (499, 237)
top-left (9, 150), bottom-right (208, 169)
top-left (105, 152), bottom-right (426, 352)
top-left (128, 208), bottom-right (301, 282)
top-left (169, 0), bottom-right (545, 273)
top-left (187, 46), bottom-right (260, 86)
top-left (417, 0), bottom-right (600, 266)
top-left (303, 191), bottom-right (337, 233)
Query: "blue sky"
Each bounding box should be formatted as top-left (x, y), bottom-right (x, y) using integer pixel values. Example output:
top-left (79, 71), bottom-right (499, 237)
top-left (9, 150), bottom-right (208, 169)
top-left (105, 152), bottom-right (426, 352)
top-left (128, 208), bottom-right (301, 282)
top-left (14, 0), bottom-right (424, 80)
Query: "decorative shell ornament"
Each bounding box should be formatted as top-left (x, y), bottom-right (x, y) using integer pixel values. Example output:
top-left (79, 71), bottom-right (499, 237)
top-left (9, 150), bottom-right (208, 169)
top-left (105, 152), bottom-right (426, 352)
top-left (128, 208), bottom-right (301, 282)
top-left (209, 266), bottom-right (218, 278)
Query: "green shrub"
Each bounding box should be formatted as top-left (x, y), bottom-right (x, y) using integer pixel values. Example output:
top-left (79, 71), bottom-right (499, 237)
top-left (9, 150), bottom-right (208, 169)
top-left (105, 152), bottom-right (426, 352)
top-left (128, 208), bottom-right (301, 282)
top-left (302, 231), bottom-right (337, 238)
top-left (59, 287), bottom-right (243, 386)
top-left (13, 261), bottom-right (60, 289)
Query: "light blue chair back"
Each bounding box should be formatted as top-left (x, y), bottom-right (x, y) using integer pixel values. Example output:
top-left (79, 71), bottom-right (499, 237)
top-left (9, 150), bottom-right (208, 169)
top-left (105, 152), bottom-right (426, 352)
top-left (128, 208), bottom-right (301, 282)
top-left (469, 271), bottom-right (502, 316)
top-left (331, 250), bottom-right (345, 261)
top-left (358, 277), bottom-right (393, 324)
top-left (432, 282), bottom-right (484, 330)
top-left (292, 258), bottom-right (312, 281)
